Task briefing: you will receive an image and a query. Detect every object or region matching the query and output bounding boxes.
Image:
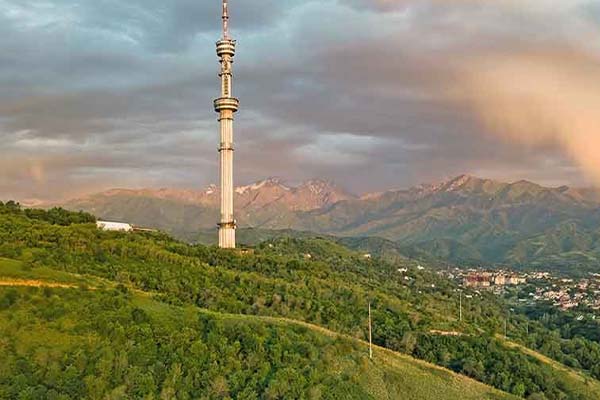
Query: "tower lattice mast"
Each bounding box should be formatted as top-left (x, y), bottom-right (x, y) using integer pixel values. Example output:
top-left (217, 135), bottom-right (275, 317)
top-left (214, 0), bottom-right (239, 248)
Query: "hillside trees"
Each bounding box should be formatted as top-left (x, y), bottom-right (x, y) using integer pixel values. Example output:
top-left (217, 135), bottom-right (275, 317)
top-left (0, 287), bottom-right (392, 399)
top-left (1, 207), bottom-right (600, 398)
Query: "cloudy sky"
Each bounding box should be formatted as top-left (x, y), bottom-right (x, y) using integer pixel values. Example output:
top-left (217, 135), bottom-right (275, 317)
top-left (1, 0), bottom-right (599, 200)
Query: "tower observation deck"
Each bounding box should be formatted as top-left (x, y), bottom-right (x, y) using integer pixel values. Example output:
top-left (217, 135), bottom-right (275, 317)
top-left (214, 0), bottom-right (239, 248)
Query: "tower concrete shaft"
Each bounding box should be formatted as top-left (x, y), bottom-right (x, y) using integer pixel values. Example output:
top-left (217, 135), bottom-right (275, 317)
top-left (214, 0), bottom-right (239, 248)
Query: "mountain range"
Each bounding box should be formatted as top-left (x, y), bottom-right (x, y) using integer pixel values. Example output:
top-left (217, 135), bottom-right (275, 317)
top-left (48, 175), bottom-right (600, 272)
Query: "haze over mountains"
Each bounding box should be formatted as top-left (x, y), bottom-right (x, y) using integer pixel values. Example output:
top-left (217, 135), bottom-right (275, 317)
top-left (51, 175), bottom-right (600, 271)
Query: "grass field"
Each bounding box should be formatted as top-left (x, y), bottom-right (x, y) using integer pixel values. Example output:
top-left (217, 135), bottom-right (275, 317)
top-left (0, 257), bottom-right (101, 287)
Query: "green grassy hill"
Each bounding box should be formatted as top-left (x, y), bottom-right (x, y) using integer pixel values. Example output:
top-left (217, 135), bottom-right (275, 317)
top-left (499, 336), bottom-right (600, 400)
top-left (3, 202), bottom-right (600, 399)
top-left (0, 263), bottom-right (515, 400)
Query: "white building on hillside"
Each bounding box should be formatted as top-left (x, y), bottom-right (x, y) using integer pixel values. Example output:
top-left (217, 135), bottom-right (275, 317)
top-left (96, 221), bottom-right (133, 232)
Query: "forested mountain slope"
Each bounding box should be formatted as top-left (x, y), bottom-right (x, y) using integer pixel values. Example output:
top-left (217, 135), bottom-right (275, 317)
top-left (2, 202), bottom-right (600, 399)
top-left (48, 175), bottom-right (600, 272)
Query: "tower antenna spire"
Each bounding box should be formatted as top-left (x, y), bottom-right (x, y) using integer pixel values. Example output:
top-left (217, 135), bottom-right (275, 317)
top-left (222, 0), bottom-right (229, 39)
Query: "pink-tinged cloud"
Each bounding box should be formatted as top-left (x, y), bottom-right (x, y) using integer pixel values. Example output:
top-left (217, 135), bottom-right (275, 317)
top-left (464, 50), bottom-right (600, 184)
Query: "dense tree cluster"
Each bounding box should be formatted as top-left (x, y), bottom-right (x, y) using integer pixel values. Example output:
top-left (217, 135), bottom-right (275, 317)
top-left (514, 305), bottom-right (600, 380)
top-left (415, 335), bottom-right (573, 399)
top-left (0, 201), bottom-right (95, 226)
top-left (1, 205), bottom-right (600, 398)
top-left (0, 287), bottom-right (376, 399)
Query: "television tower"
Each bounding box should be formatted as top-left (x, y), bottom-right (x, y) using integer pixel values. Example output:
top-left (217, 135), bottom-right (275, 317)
top-left (214, 0), bottom-right (239, 248)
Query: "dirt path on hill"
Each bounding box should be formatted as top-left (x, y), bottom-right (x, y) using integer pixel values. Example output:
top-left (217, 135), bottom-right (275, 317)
top-left (0, 279), bottom-right (78, 289)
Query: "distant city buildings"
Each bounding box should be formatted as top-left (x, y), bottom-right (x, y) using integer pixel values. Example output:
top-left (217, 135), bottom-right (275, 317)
top-left (463, 271), bottom-right (526, 288)
top-left (530, 275), bottom-right (600, 310)
top-left (449, 267), bottom-right (600, 312)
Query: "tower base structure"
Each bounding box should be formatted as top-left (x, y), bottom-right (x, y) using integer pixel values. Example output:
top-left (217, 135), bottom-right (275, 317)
top-left (218, 221), bottom-right (236, 249)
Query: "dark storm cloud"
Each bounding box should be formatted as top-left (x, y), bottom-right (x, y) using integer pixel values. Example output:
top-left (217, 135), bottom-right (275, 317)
top-left (0, 0), bottom-right (598, 200)
top-left (73, 0), bottom-right (307, 52)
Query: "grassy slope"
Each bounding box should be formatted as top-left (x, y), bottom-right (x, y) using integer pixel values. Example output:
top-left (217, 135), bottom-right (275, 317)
top-left (5, 256), bottom-right (600, 399)
top-left (0, 257), bottom-right (97, 285)
top-left (0, 259), bottom-right (514, 400)
top-left (2, 208), bottom-right (600, 400)
top-left (499, 336), bottom-right (600, 399)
